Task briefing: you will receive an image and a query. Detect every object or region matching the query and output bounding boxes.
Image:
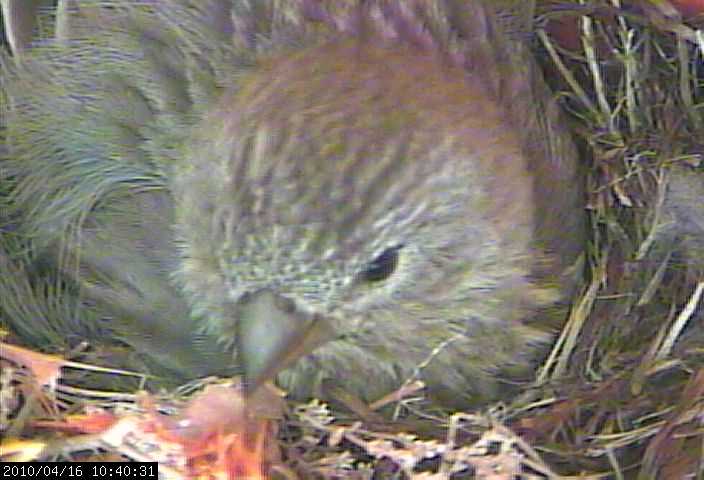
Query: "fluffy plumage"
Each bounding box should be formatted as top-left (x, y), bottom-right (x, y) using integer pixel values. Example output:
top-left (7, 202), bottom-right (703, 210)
top-left (1, 0), bottom-right (585, 406)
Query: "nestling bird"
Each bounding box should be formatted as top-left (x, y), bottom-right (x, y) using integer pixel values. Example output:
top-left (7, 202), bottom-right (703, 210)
top-left (1, 0), bottom-right (585, 407)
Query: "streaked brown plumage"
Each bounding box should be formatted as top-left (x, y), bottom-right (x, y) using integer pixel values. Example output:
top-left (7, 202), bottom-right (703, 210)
top-left (1, 0), bottom-right (585, 407)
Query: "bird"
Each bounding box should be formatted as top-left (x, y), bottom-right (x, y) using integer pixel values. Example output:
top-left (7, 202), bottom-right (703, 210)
top-left (1, 0), bottom-right (585, 408)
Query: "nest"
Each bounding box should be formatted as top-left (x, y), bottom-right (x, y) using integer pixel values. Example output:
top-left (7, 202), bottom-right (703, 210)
top-left (1, 1), bottom-right (703, 478)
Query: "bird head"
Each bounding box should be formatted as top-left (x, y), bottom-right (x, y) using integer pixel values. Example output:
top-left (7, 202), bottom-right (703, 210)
top-left (176, 37), bottom-right (559, 405)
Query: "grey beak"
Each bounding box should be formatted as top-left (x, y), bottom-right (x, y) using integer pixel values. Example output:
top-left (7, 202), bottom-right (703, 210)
top-left (235, 289), bottom-right (336, 392)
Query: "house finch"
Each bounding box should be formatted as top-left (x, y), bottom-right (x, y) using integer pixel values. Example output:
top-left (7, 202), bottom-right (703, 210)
top-left (1, 0), bottom-right (585, 407)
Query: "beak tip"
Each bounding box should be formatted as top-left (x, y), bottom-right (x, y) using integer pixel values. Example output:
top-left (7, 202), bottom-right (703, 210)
top-left (235, 290), bottom-right (335, 391)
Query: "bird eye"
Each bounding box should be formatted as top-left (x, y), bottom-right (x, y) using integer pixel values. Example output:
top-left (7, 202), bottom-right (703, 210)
top-left (360, 245), bottom-right (403, 282)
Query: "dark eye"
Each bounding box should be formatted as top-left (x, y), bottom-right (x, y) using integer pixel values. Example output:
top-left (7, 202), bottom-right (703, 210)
top-left (360, 245), bottom-right (403, 282)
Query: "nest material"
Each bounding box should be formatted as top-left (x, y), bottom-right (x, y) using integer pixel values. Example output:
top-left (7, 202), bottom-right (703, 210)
top-left (1, 1), bottom-right (703, 479)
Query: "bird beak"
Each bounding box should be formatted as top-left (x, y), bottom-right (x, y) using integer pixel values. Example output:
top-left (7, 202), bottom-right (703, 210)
top-left (235, 289), bottom-right (336, 394)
